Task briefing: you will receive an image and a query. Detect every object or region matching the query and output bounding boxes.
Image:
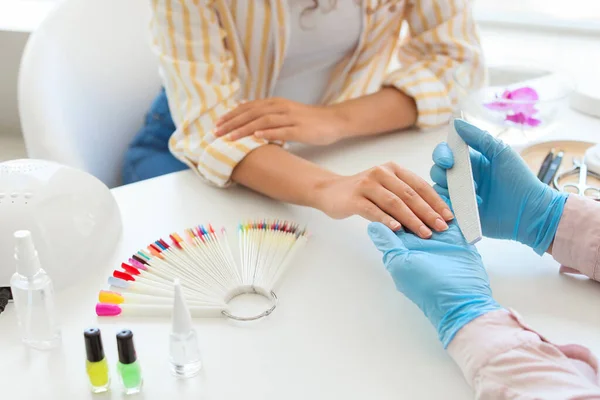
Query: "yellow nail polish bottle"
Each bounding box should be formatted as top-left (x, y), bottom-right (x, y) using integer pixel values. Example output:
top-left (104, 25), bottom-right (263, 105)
top-left (84, 328), bottom-right (110, 393)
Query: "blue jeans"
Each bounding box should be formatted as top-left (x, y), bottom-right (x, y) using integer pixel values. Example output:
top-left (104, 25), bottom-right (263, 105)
top-left (122, 88), bottom-right (188, 184)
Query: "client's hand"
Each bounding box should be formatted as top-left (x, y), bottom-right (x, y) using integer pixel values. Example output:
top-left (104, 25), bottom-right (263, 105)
top-left (316, 163), bottom-right (454, 238)
top-left (368, 217), bottom-right (502, 348)
top-left (430, 119), bottom-right (568, 254)
top-left (214, 98), bottom-right (345, 145)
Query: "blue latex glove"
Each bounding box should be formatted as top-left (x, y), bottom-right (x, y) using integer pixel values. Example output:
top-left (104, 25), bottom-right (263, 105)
top-left (431, 119), bottom-right (568, 255)
top-left (368, 218), bottom-right (502, 348)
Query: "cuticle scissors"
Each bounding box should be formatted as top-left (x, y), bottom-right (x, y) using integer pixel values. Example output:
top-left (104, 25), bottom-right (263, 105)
top-left (554, 157), bottom-right (600, 200)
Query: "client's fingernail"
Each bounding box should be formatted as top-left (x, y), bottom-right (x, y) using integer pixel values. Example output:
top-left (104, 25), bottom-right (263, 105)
top-left (442, 209), bottom-right (454, 221)
top-left (390, 220), bottom-right (401, 230)
top-left (255, 131), bottom-right (264, 138)
top-left (434, 218), bottom-right (448, 231)
top-left (419, 226), bottom-right (432, 238)
top-left (226, 132), bottom-right (238, 141)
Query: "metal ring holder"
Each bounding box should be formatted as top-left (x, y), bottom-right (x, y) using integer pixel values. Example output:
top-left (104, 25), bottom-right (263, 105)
top-left (221, 287), bottom-right (278, 322)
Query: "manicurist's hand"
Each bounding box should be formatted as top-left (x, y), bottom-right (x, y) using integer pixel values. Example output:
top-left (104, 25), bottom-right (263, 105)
top-left (214, 98), bottom-right (346, 145)
top-left (314, 163), bottom-right (454, 238)
top-left (368, 214), bottom-right (502, 348)
top-left (430, 119), bottom-right (568, 254)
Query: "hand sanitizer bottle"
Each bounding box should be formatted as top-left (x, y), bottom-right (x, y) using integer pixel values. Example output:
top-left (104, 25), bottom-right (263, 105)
top-left (169, 279), bottom-right (202, 377)
top-left (10, 230), bottom-right (61, 349)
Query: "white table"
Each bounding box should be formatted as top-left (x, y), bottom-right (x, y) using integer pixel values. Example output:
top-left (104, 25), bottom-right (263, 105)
top-left (1, 105), bottom-right (600, 399)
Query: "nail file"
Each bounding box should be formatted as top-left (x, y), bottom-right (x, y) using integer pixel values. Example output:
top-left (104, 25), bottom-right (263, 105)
top-left (446, 120), bottom-right (482, 244)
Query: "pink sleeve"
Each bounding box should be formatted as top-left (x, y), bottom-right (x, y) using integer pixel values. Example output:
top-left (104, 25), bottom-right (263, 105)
top-left (447, 309), bottom-right (600, 399)
top-left (553, 195), bottom-right (600, 281)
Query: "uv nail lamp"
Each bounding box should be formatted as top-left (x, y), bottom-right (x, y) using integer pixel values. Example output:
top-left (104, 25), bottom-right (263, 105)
top-left (0, 159), bottom-right (122, 291)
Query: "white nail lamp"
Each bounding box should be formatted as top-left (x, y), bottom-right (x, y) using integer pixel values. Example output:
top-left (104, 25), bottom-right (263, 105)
top-left (0, 159), bottom-right (122, 291)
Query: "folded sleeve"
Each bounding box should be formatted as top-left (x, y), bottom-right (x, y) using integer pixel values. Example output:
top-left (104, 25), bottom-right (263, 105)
top-left (448, 309), bottom-right (600, 399)
top-left (384, 0), bottom-right (484, 128)
top-left (149, 0), bottom-right (267, 187)
top-left (553, 195), bottom-right (600, 281)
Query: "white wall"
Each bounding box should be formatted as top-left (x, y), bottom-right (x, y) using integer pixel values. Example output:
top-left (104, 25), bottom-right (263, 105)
top-left (0, 30), bottom-right (29, 137)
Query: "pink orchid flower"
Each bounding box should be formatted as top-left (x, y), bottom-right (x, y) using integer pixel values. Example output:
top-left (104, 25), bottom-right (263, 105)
top-left (505, 112), bottom-right (541, 127)
top-left (484, 87), bottom-right (541, 127)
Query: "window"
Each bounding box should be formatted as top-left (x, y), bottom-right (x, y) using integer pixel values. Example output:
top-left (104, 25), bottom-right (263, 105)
top-left (0, 0), bottom-right (57, 32)
top-left (474, 0), bottom-right (600, 33)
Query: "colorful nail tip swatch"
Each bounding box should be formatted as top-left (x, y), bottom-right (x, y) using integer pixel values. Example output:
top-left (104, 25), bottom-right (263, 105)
top-left (95, 219), bottom-right (308, 319)
top-left (113, 270), bottom-right (134, 281)
top-left (108, 276), bottom-right (129, 288)
top-left (98, 290), bottom-right (123, 305)
top-left (129, 258), bottom-right (146, 270)
top-left (96, 303), bottom-right (121, 317)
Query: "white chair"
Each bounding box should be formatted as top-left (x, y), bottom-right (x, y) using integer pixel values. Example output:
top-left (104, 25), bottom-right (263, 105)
top-left (18, 0), bottom-right (162, 188)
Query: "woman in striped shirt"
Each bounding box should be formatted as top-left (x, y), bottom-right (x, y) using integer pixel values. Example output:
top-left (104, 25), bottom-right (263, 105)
top-left (123, 0), bottom-right (483, 238)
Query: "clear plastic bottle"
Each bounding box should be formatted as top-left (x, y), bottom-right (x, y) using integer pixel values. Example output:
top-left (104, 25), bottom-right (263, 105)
top-left (10, 230), bottom-right (61, 350)
top-left (169, 279), bottom-right (202, 377)
top-left (170, 329), bottom-right (202, 377)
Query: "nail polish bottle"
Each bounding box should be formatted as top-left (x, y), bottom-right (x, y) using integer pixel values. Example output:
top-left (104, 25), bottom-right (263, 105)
top-left (84, 328), bottom-right (110, 393)
top-left (169, 279), bottom-right (202, 377)
top-left (116, 329), bottom-right (143, 395)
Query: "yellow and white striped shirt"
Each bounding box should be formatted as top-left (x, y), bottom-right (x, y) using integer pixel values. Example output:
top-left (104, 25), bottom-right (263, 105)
top-left (150, 0), bottom-right (483, 186)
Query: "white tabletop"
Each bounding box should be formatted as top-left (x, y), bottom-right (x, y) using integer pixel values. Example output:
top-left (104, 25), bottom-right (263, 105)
top-left (2, 24), bottom-right (600, 398)
top-left (2, 106), bottom-right (600, 399)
